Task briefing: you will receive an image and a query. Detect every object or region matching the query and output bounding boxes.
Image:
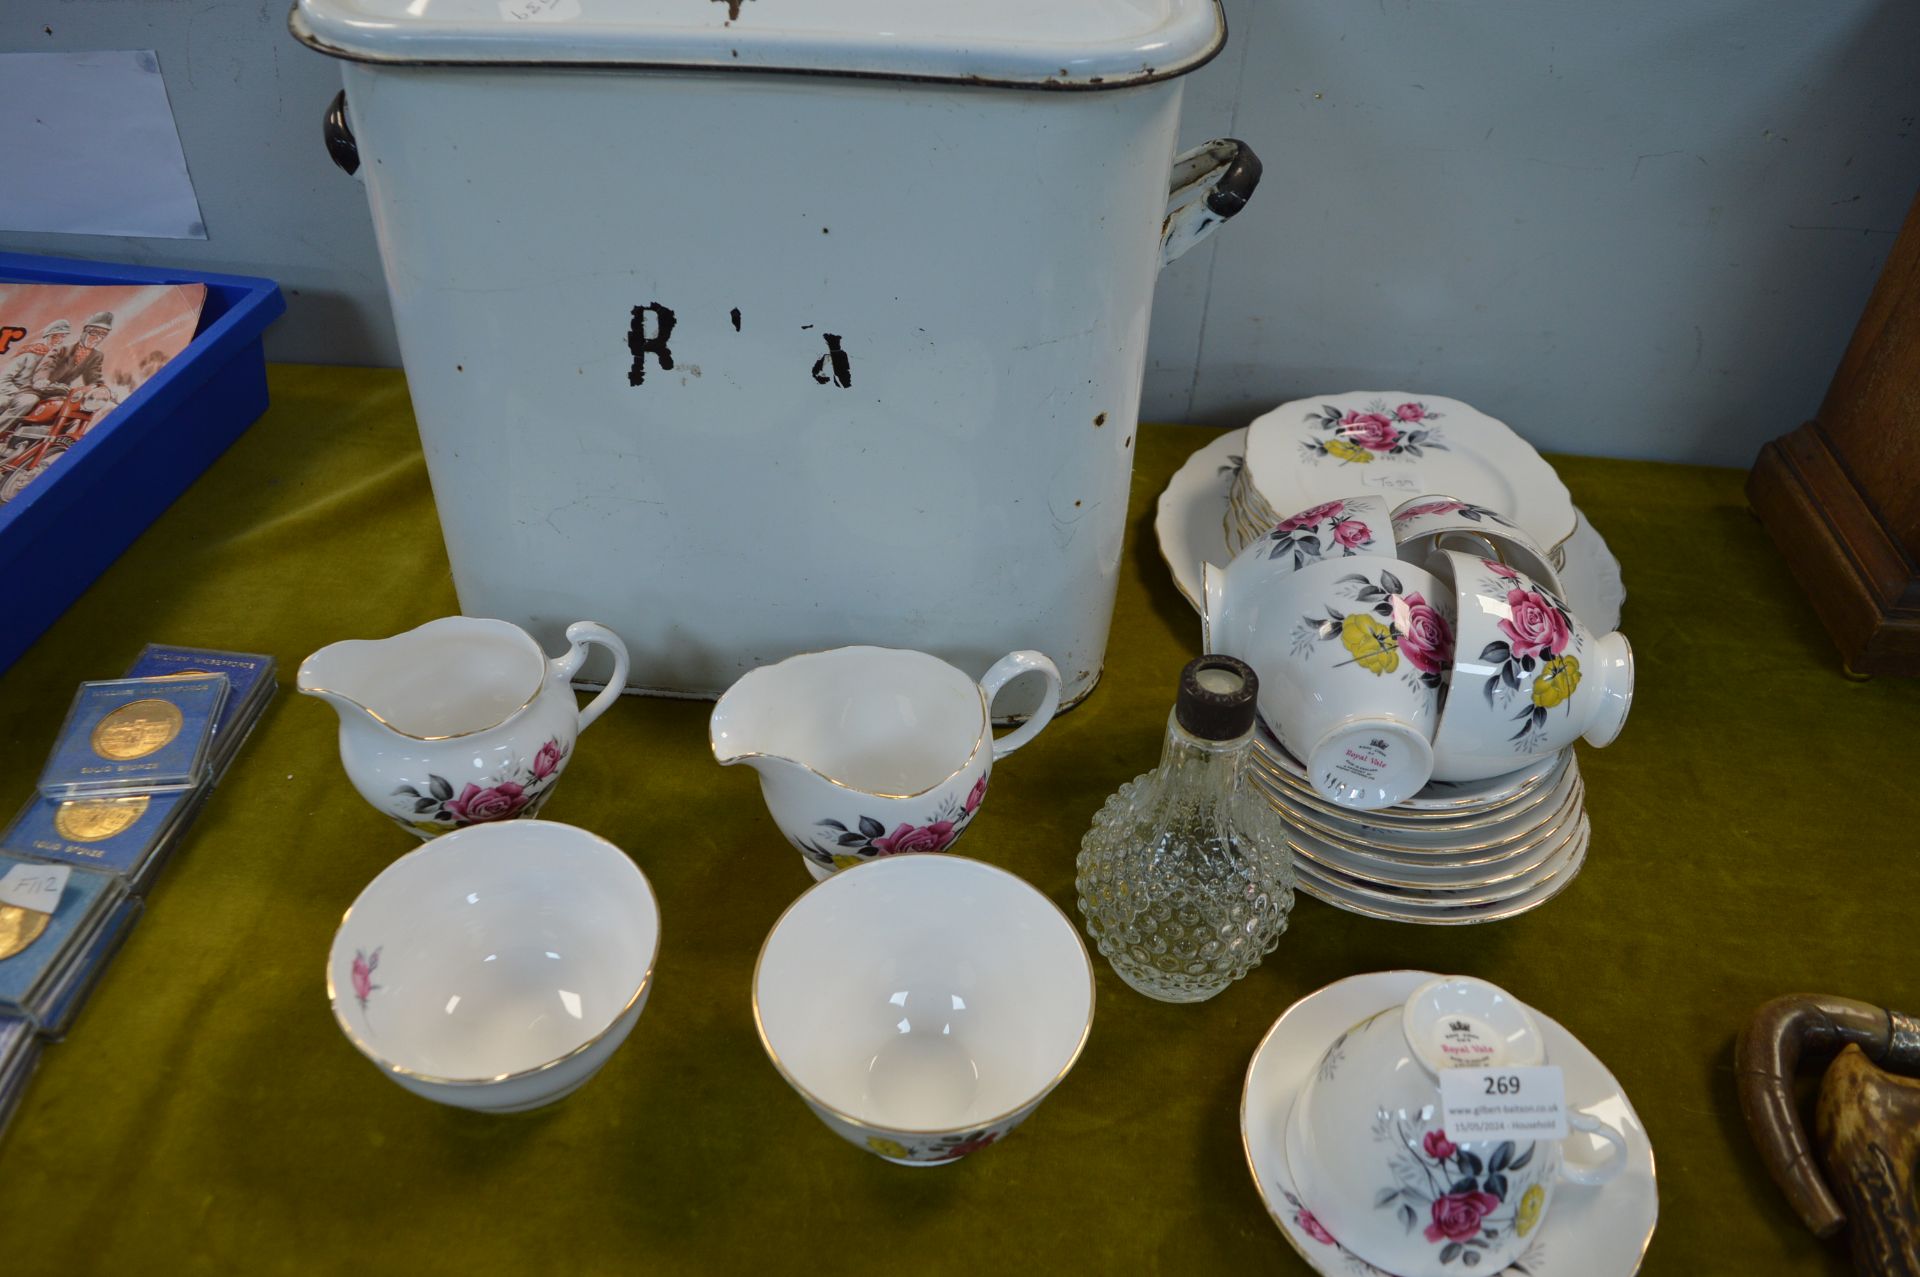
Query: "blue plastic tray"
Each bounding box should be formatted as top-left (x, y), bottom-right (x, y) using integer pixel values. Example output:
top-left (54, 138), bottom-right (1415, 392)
top-left (0, 253), bottom-right (285, 675)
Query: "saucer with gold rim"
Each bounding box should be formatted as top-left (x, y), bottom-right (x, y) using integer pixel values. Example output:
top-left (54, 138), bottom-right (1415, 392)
top-left (1241, 970), bottom-right (1657, 1275)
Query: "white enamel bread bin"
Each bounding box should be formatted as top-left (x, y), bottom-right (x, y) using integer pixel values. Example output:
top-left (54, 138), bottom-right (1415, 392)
top-left (292, 0), bottom-right (1260, 711)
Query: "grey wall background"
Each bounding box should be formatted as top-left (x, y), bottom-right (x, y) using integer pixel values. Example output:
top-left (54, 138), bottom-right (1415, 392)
top-left (4, 0), bottom-right (1917, 465)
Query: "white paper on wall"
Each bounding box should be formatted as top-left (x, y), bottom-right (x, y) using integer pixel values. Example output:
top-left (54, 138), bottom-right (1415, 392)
top-left (0, 50), bottom-right (208, 240)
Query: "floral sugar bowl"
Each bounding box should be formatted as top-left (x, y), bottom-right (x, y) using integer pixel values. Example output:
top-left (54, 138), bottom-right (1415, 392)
top-left (299, 616), bottom-right (630, 838)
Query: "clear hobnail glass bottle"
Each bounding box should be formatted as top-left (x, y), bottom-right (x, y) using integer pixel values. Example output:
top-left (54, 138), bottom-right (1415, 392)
top-left (1075, 655), bottom-right (1295, 1003)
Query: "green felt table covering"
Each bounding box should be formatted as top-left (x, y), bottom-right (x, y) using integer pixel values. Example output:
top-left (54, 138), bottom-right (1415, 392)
top-left (2, 365), bottom-right (1917, 1275)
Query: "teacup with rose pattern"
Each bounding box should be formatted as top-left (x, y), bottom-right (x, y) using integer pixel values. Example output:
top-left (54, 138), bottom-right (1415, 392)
top-left (1390, 494), bottom-right (1565, 595)
top-left (1284, 975), bottom-right (1628, 1277)
top-left (1204, 539), bottom-right (1456, 811)
top-left (1424, 551), bottom-right (1633, 783)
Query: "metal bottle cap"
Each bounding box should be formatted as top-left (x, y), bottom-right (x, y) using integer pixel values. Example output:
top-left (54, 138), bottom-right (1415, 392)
top-left (1175, 655), bottom-right (1258, 741)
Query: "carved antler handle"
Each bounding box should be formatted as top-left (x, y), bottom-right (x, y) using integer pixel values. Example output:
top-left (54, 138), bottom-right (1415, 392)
top-left (1735, 994), bottom-right (1920, 1238)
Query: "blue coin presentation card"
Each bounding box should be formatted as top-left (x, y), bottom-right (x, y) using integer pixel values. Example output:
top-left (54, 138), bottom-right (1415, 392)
top-left (0, 790), bottom-right (190, 879)
top-left (37, 896), bottom-right (143, 1038)
top-left (0, 856), bottom-right (118, 1014)
top-left (37, 675), bottom-right (229, 797)
top-left (123, 645), bottom-right (273, 740)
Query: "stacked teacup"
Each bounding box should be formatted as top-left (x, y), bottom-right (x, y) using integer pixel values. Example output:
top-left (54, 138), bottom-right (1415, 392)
top-left (1202, 495), bottom-right (1632, 923)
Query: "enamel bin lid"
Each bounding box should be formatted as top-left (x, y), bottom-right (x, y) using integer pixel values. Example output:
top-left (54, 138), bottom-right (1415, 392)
top-left (289, 0), bottom-right (1225, 88)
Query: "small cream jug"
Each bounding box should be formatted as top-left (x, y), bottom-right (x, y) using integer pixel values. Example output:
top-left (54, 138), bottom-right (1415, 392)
top-left (709, 646), bottom-right (1061, 879)
top-left (299, 617), bottom-right (629, 838)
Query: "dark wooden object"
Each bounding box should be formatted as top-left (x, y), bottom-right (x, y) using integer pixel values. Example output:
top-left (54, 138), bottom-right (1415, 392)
top-left (1748, 190), bottom-right (1920, 675)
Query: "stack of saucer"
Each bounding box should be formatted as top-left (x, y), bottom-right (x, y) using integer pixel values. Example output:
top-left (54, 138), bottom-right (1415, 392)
top-left (1249, 724), bottom-right (1589, 924)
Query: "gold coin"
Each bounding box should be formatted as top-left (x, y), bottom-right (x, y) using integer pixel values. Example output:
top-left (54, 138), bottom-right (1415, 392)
top-left (54, 794), bottom-right (150, 842)
top-left (0, 904), bottom-right (49, 961)
top-left (90, 698), bottom-right (184, 761)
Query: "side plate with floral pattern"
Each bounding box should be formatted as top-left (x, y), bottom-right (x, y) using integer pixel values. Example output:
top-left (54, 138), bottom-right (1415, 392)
top-left (1241, 970), bottom-right (1657, 1276)
top-left (1241, 394), bottom-right (1578, 556)
top-left (1155, 428), bottom-right (1624, 634)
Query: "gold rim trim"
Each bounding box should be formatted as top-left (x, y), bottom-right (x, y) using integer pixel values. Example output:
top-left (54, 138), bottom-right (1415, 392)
top-left (299, 678), bottom-right (542, 743)
top-left (1252, 751), bottom-right (1572, 835)
top-left (1252, 732), bottom-right (1564, 814)
top-left (1283, 790), bottom-right (1583, 892)
top-left (1237, 968), bottom-right (1653, 1276)
top-left (298, 620), bottom-right (545, 743)
top-left (1292, 812), bottom-right (1587, 907)
top-left (1265, 764), bottom-right (1580, 857)
top-left (1268, 767), bottom-right (1583, 860)
top-left (325, 822), bottom-right (661, 1087)
top-left (1286, 804), bottom-right (1583, 904)
top-left (709, 646), bottom-right (990, 801)
top-left (1293, 818), bottom-right (1590, 924)
top-left (750, 853), bottom-right (1096, 1138)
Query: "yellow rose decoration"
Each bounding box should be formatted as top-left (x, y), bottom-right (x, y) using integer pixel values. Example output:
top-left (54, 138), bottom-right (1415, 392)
top-left (832, 853), bottom-right (866, 871)
top-left (1324, 437), bottom-right (1373, 464)
top-left (1340, 614), bottom-right (1400, 675)
top-left (867, 1137), bottom-right (911, 1159)
top-left (1531, 654), bottom-right (1582, 708)
top-left (1516, 1183), bottom-right (1546, 1237)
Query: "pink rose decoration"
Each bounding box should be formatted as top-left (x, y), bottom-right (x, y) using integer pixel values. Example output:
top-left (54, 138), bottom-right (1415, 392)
top-left (965, 774), bottom-right (989, 814)
top-left (351, 948), bottom-right (380, 1008)
top-left (445, 780), bottom-right (531, 824)
top-left (1298, 1210), bottom-right (1338, 1247)
top-left (872, 819), bottom-right (957, 855)
top-left (1499, 587), bottom-right (1571, 659)
top-left (1423, 1129), bottom-right (1458, 1161)
top-left (1391, 591), bottom-right (1454, 675)
top-left (1425, 1190), bottom-right (1502, 1243)
top-left (1331, 518), bottom-right (1373, 550)
top-left (1276, 500), bottom-right (1346, 533)
top-left (1397, 499), bottom-right (1466, 521)
top-left (1483, 559), bottom-right (1522, 581)
top-left (931, 1131), bottom-right (1001, 1161)
top-left (1395, 402), bottom-right (1427, 422)
top-left (531, 738), bottom-right (567, 780)
top-left (1337, 411), bottom-right (1402, 452)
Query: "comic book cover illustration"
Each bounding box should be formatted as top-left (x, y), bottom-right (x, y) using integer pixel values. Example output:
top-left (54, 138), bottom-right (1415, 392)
top-left (0, 281), bottom-right (206, 503)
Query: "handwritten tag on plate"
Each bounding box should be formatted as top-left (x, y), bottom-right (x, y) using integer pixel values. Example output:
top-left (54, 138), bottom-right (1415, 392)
top-left (0, 862), bottom-right (69, 914)
top-left (1438, 1065), bottom-right (1568, 1141)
